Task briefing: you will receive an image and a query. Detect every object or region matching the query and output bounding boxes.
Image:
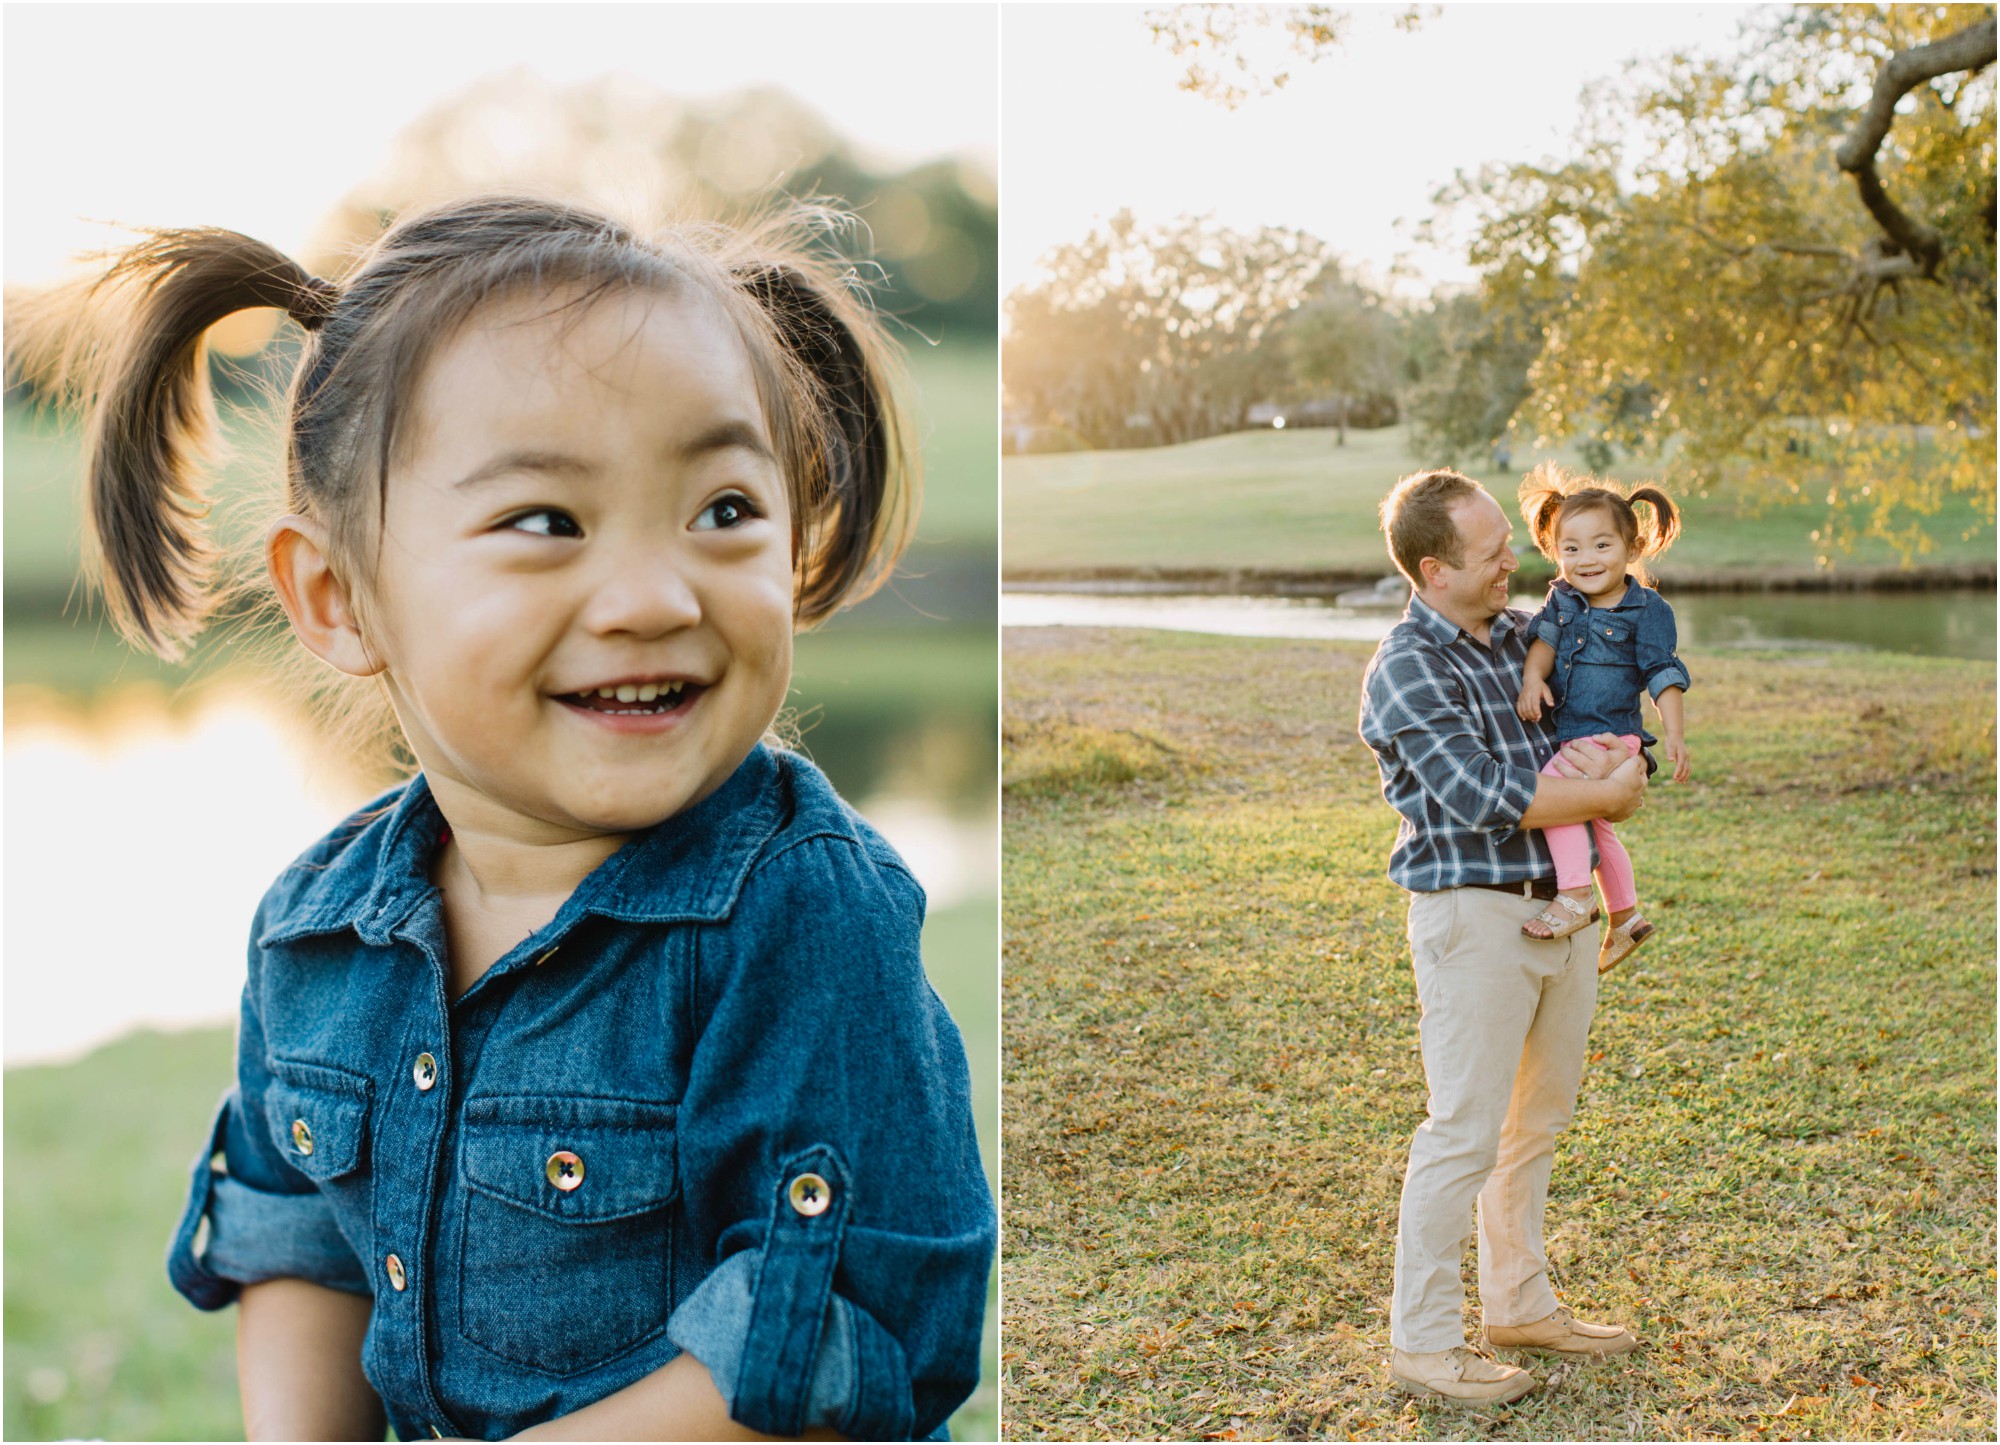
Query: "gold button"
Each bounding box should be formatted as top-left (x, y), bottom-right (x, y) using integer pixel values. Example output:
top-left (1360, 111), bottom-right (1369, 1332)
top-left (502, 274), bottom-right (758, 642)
top-left (291, 1119), bottom-right (314, 1155)
top-left (412, 1053), bottom-right (437, 1091)
top-left (788, 1172), bottom-right (831, 1217)
top-left (385, 1254), bottom-right (406, 1291)
top-left (546, 1151), bottom-right (584, 1191)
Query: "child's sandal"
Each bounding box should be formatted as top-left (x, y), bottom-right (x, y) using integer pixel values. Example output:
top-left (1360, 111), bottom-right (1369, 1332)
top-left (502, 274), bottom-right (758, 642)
top-left (1521, 892), bottom-right (1599, 941)
top-left (1598, 915), bottom-right (1656, 975)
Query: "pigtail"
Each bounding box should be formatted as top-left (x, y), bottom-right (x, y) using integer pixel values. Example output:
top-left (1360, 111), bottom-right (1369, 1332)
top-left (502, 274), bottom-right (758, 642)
top-left (5, 229), bottom-right (337, 658)
top-left (733, 260), bottom-right (916, 628)
top-left (1515, 462), bottom-right (1569, 559)
top-left (1627, 484), bottom-right (1681, 558)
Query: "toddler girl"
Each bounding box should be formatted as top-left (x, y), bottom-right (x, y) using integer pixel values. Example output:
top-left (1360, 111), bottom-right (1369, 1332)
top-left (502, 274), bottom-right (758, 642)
top-left (13, 196), bottom-right (993, 1441)
top-left (1512, 464), bottom-right (1692, 974)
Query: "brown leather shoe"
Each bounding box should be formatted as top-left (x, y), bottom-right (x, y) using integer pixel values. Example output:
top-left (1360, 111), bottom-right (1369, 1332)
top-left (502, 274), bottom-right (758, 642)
top-left (1486, 1305), bottom-right (1638, 1357)
top-left (1390, 1345), bottom-right (1535, 1405)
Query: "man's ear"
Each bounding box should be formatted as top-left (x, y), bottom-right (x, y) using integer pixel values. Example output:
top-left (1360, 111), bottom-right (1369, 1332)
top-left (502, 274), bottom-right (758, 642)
top-left (1416, 555), bottom-right (1448, 592)
top-left (266, 516), bottom-right (383, 678)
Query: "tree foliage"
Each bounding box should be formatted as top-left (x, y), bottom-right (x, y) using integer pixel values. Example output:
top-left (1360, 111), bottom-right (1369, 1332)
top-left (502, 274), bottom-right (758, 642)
top-left (1004, 212), bottom-right (1331, 446)
top-left (1442, 4), bottom-right (1995, 556)
top-left (1276, 266), bottom-right (1406, 441)
top-left (1144, 4), bottom-right (1432, 108)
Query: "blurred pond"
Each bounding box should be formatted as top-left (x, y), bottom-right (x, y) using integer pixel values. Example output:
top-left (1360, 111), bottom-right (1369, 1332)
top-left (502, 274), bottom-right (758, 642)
top-left (1002, 587), bottom-right (1997, 661)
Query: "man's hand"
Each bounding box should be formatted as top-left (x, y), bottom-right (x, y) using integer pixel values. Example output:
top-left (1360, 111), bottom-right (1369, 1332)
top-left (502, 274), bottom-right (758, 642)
top-left (1515, 680), bottom-right (1552, 722)
top-left (1545, 734), bottom-right (1625, 780)
top-left (1665, 735), bottom-right (1691, 783)
top-left (1600, 754), bottom-right (1647, 822)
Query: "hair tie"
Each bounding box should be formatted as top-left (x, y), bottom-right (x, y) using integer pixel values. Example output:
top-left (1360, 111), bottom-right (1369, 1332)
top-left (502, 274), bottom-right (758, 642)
top-left (289, 274), bottom-right (339, 332)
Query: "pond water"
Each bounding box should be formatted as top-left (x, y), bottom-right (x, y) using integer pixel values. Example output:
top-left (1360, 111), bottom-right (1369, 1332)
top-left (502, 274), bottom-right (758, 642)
top-left (1002, 587), bottom-right (1996, 661)
top-left (2, 691), bottom-right (994, 1067)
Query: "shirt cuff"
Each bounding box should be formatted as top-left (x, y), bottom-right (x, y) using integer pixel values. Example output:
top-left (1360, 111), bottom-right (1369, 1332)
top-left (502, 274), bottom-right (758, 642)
top-left (666, 1251), bottom-right (855, 1430)
top-left (1534, 621), bottom-right (1560, 648)
top-left (1646, 665), bottom-right (1691, 698)
top-left (201, 1174), bottom-right (371, 1295)
top-left (1485, 763), bottom-right (1543, 845)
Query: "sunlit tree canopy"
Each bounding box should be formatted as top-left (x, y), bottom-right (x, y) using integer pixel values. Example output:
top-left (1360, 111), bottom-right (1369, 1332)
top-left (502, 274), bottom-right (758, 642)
top-left (1437, 4), bottom-right (1994, 557)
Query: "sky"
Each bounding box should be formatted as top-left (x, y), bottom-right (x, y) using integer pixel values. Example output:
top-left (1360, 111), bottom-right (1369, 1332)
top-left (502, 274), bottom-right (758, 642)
top-left (1000, 2), bottom-right (1763, 299)
top-left (3, 3), bottom-right (998, 286)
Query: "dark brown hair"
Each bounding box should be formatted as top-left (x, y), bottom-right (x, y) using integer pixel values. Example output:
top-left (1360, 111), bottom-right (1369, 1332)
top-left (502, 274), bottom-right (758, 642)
top-left (8, 194), bottom-right (916, 659)
top-left (1379, 468), bottom-right (1485, 586)
top-left (1517, 462), bottom-right (1680, 587)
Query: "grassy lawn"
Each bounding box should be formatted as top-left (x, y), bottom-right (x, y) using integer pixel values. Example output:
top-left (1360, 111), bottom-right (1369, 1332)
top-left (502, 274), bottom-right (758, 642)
top-left (1000, 628), bottom-right (1994, 1441)
top-left (4, 897), bottom-right (999, 1442)
top-left (1000, 427), bottom-right (1995, 579)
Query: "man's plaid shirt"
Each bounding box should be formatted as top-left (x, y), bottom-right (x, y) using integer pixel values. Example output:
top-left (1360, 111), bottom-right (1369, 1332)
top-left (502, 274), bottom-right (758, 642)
top-left (1357, 595), bottom-right (1558, 892)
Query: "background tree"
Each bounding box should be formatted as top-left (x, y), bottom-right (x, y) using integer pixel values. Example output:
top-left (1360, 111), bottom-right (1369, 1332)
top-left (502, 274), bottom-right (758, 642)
top-left (1144, 3), bottom-right (1432, 108)
top-left (1279, 265), bottom-right (1407, 443)
top-left (1439, 4), bottom-right (1994, 555)
top-left (1003, 212), bottom-right (1330, 447)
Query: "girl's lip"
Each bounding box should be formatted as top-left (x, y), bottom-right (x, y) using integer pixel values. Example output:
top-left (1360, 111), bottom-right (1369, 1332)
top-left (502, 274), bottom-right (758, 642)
top-left (556, 683), bottom-right (706, 734)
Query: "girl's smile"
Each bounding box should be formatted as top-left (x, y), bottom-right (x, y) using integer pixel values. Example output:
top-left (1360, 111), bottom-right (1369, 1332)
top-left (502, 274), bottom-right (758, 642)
top-left (1556, 507), bottom-right (1632, 605)
top-left (360, 284), bottom-right (796, 841)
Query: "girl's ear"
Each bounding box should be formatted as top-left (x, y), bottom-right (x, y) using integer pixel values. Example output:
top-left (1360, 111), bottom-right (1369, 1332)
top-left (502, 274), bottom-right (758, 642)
top-left (266, 516), bottom-right (382, 678)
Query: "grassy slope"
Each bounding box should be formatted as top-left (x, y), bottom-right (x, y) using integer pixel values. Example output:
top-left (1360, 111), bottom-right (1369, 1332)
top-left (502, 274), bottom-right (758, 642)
top-left (3, 897), bottom-right (999, 1442)
top-left (1000, 427), bottom-right (1995, 577)
top-left (1001, 629), bottom-right (1994, 1441)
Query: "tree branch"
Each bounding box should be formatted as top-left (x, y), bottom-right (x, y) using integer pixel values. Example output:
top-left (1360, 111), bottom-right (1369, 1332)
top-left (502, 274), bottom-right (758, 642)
top-left (1834, 17), bottom-right (1996, 277)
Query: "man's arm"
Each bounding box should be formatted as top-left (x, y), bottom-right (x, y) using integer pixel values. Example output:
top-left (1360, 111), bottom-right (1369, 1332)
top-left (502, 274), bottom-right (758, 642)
top-left (238, 1278), bottom-right (384, 1442)
top-left (1517, 736), bottom-right (1647, 830)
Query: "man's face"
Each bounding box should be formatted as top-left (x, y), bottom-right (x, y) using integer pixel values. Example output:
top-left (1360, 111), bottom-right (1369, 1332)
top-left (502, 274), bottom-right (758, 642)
top-left (1425, 493), bottom-right (1518, 627)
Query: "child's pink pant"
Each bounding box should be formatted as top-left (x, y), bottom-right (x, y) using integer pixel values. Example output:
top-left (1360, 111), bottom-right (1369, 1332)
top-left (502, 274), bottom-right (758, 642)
top-left (1540, 735), bottom-right (1641, 912)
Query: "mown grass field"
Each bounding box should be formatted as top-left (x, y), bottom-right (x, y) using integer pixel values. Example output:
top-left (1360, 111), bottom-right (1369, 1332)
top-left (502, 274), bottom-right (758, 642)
top-left (3, 898), bottom-right (999, 1443)
top-left (1000, 628), bottom-right (1994, 1441)
top-left (1000, 427), bottom-right (1995, 578)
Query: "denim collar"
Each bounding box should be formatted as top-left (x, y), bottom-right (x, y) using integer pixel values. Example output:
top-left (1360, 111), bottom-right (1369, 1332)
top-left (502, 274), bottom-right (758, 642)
top-left (1551, 577), bottom-right (1654, 613)
top-left (260, 744), bottom-right (788, 947)
top-left (1407, 592), bottom-right (1523, 648)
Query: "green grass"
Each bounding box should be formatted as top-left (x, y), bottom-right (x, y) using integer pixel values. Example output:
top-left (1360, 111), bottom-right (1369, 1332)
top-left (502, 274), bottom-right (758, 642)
top-left (1001, 628), bottom-right (1994, 1441)
top-left (4, 896), bottom-right (999, 1442)
top-left (1000, 426), bottom-right (1996, 578)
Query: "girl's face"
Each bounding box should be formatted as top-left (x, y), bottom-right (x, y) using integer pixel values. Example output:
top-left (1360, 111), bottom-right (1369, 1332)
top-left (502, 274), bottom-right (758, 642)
top-left (1555, 505), bottom-right (1632, 602)
top-left (362, 285), bottom-right (794, 839)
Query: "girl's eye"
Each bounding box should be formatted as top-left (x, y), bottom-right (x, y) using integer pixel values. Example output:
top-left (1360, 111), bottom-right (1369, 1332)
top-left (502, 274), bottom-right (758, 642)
top-left (505, 509), bottom-right (582, 539)
top-left (694, 493), bottom-right (761, 531)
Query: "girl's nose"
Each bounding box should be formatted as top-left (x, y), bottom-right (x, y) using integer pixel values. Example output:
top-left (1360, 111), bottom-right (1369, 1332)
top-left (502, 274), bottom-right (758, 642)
top-left (580, 552), bottom-right (703, 638)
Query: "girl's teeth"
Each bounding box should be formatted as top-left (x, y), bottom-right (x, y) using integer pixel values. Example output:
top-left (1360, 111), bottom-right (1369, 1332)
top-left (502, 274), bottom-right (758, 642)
top-left (596, 687), bottom-right (616, 699)
top-left (616, 684), bottom-right (639, 702)
top-left (637, 684), bottom-right (658, 703)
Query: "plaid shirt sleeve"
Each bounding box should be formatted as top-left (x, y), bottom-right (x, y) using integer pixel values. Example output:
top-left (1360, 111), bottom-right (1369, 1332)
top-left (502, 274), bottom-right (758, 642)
top-left (1360, 640), bottom-right (1542, 836)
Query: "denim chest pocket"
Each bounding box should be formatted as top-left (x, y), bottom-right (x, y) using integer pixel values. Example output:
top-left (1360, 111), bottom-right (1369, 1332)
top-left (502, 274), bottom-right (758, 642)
top-left (457, 1094), bottom-right (680, 1375)
top-left (1571, 615), bottom-right (1634, 665)
top-left (265, 1060), bottom-right (373, 1184)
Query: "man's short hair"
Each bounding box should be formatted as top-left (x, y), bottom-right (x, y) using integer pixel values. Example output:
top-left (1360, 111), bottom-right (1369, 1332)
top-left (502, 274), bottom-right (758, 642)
top-left (1380, 469), bottom-right (1486, 586)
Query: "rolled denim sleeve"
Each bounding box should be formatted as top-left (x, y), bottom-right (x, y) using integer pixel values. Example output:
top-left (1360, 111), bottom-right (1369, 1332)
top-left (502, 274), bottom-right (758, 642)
top-left (1362, 647), bottom-right (1541, 836)
top-left (166, 929), bottom-right (370, 1309)
top-left (669, 836), bottom-right (994, 1441)
top-left (1527, 593), bottom-right (1563, 651)
top-left (1634, 594), bottom-right (1692, 698)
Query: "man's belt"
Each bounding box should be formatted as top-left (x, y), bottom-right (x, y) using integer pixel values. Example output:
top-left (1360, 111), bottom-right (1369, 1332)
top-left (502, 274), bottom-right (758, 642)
top-left (1462, 877), bottom-right (1560, 901)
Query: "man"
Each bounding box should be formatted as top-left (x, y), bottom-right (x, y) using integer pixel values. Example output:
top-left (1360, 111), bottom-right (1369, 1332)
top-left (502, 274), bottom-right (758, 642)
top-left (1356, 469), bottom-right (1647, 1405)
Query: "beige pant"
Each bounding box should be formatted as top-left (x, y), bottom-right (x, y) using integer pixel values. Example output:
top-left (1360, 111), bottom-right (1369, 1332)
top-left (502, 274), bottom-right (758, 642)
top-left (1389, 886), bottom-right (1599, 1352)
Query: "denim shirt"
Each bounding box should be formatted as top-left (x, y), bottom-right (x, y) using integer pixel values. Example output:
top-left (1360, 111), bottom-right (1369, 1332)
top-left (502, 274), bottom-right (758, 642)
top-left (166, 744), bottom-right (993, 1442)
top-left (1526, 579), bottom-right (1692, 747)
